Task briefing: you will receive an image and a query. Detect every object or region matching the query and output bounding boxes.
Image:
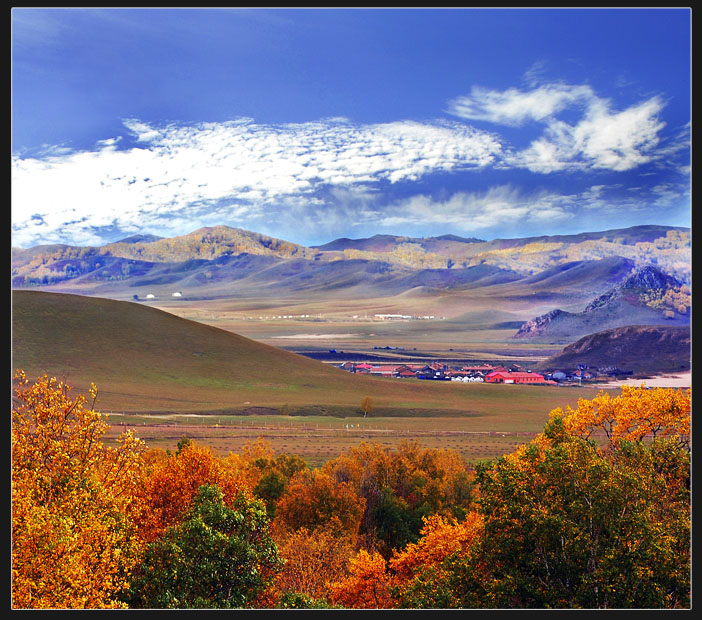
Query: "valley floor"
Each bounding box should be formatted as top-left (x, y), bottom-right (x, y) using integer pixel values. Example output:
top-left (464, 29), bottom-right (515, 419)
top-left (597, 371), bottom-right (691, 389)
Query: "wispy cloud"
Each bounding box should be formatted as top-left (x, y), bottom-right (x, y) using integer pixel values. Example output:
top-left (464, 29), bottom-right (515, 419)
top-left (12, 116), bottom-right (503, 247)
top-left (449, 82), bottom-right (668, 173)
top-left (11, 81), bottom-right (688, 248)
top-left (372, 185), bottom-right (575, 232)
top-left (447, 83), bottom-right (593, 127)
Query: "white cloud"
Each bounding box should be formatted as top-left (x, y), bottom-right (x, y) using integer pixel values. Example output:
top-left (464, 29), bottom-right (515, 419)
top-left (447, 83), bottom-right (593, 127)
top-left (373, 186), bottom-right (575, 233)
top-left (12, 117), bottom-right (503, 247)
top-left (449, 82), bottom-right (668, 174)
top-left (10, 82), bottom-right (686, 248)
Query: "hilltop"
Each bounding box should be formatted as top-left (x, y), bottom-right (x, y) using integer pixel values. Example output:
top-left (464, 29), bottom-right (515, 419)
top-left (534, 325), bottom-right (691, 376)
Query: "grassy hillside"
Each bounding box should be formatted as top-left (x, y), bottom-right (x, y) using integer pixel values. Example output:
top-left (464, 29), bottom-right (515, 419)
top-left (535, 325), bottom-right (691, 375)
top-left (12, 290), bottom-right (597, 417)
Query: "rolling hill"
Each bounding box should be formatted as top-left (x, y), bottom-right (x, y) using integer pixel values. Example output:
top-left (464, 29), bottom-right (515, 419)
top-left (534, 325), bottom-right (691, 375)
top-left (12, 290), bottom-right (587, 417)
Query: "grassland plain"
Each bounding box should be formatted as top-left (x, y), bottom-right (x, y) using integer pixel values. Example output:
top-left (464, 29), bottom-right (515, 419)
top-left (12, 290), bottom-right (605, 464)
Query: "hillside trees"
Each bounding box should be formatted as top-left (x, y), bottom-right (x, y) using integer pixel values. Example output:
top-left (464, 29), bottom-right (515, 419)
top-left (12, 371), bottom-right (690, 610)
top-left (471, 418), bottom-right (690, 607)
top-left (12, 372), bottom-right (146, 608)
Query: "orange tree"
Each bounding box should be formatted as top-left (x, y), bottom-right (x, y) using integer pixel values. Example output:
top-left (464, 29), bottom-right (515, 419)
top-left (272, 468), bottom-right (366, 541)
top-left (328, 549), bottom-right (394, 609)
top-left (269, 525), bottom-right (356, 606)
top-left (12, 371), bottom-right (146, 609)
top-left (132, 439), bottom-right (254, 542)
top-left (323, 441), bottom-right (473, 557)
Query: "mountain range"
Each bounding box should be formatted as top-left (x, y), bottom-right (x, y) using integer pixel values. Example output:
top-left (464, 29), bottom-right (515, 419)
top-left (11, 223), bottom-right (690, 293)
top-left (12, 224), bottom-right (691, 364)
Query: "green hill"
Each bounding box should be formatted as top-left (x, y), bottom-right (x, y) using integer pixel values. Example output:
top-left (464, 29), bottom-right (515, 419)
top-left (12, 290), bottom-right (585, 417)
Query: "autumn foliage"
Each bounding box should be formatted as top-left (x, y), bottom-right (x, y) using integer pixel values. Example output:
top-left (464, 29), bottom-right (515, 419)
top-left (12, 372), bottom-right (691, 609)
top-left (12, 372), bottom-right (145, 608)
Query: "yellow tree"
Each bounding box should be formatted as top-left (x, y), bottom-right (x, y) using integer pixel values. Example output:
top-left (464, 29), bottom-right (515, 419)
top-left (468, 385), bottom-right (691, 609)
top-left (387, 512), bottom-right (485, 608)
top-left (328, 549), bottom-right (394, 609)
top-left (549, 385), bottom-right (690, 450)
top-left (12, 371), bottom-right (146, 609)
top-left (360, 396), bottom-right (374, 418)
top-left (389, 512), bottom-right (483, 583)
top-left (270, 525), bottom-right (356, 604)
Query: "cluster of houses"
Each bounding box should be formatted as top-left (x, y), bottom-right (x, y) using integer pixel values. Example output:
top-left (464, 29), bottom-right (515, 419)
top-left (336, 361), bottom-right (630, 385)
top-left (336, 362), bottom-right (557, 385)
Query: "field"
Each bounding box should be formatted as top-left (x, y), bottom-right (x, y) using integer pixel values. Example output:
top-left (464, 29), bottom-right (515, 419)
top-left (104, 408), bottom-right (572, 468)
top-left (18, 282), bottom-right (686, 468)
top-left (148, 291), bottom-right (565, 360)
top-left (11, 290), bottom-right (589, 415)
top-left (13, 290), bottom-right (611, 466)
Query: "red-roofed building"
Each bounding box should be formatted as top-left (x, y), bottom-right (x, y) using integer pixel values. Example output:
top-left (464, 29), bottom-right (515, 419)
top-left (396, 369), bottom-right (418, 378)
top-left (369, 365), bottom-right (400, 376)
top-left (485, 371), bottom-right (546, 384)
top-left (462, 364), bottom-right (496, 373)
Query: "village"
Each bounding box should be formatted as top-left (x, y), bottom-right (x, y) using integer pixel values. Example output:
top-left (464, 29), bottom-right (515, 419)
top-left (334, 361), bottom-right (633, 386)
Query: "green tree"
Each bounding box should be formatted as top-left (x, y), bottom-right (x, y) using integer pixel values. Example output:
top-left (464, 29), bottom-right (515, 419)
top-left (471, 417), bottom-right (690, 608)
top-left (125, 485), bottom-right (282, 608)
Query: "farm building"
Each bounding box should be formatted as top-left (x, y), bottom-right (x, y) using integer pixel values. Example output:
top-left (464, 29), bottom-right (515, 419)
top-left (485, 371), bottom-right (546, 384)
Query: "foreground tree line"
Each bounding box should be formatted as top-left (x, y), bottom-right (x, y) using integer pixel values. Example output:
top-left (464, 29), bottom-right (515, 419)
top-left (11, 370), bottom-right (690, 609)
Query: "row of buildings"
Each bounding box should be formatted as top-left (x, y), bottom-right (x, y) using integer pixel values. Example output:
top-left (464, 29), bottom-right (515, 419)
top-left (335, 362), bottom-right (556, 385)
top-left (335, 361), bottom-right (632, 385)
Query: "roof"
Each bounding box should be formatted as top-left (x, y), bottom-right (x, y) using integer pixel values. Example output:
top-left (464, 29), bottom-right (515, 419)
top-left (486, 371), bottom-right (545, 379)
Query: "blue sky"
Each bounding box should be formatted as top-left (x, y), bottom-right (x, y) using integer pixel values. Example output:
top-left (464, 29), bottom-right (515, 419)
top-left (11, 8), bottom-right (691, 248)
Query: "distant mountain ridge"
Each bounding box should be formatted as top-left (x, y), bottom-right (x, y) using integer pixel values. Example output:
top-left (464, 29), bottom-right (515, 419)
top-left (312, 233), bottom-right (486, 252)
top-left (12, 224), bottom-right (690, 298)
